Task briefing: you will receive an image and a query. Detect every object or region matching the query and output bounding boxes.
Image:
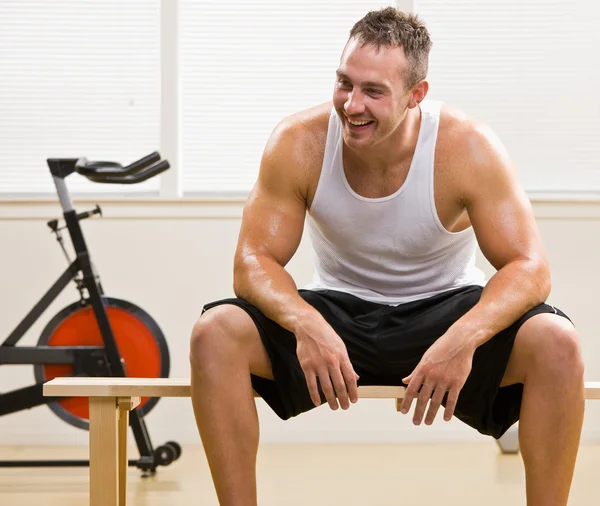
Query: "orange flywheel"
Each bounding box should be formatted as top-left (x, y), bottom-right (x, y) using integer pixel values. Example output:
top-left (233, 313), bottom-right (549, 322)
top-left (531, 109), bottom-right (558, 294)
top-left (34, 297), bottom-right (169, 430)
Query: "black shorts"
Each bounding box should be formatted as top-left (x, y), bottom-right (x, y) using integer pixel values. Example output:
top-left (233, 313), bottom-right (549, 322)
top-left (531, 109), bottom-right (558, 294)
top-left (201, 285), bottom-right (572, 440)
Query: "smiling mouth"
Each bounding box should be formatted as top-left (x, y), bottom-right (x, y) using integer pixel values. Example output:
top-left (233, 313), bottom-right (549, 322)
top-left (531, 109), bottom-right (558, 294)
top-left (346, 117), bottom-right (374, 129)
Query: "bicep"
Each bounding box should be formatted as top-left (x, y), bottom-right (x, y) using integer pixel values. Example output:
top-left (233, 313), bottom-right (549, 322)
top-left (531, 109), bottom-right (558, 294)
top-left (463, 127), bottom-right (547, 271)
top-left (235, 127), bottom-right (307, 269)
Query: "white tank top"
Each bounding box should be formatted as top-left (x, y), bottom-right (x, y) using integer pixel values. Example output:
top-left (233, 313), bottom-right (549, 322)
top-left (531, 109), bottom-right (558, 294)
top-left (303, 100), bottom-right (487, 305)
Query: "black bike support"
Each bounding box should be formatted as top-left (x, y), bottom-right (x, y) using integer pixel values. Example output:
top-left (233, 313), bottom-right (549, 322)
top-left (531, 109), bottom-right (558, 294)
top-left (0, 458), bottom-right (143, 468)
top-left (62, 209), bottom-right (157, 471)
top-left (2, 261), bottom-right (79, 347)
top-left (0, 383), bottom-right (61, 415)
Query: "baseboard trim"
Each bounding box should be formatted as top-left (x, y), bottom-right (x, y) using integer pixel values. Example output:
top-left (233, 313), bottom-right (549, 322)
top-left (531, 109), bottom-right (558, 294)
top-left (1, 196), bottom-right (600, 220)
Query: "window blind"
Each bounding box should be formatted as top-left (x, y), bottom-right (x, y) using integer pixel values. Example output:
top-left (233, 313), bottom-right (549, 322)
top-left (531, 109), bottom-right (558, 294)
top-left (0, 0), bottom-right (161, 195)
top-left (180, 0), bottom-right (394, 196)
top-left (417, 0), bottom-right (600, 194)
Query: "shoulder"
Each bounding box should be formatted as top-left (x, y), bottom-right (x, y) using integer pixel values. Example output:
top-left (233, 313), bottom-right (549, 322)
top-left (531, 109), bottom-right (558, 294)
top-left (435, 102), bottom-right (517, 205)
top-left (265, 101), bottom-right (331, 162)
top-left (437, 103), bottom-right (511, 166)
top-left (259, 101), bottom-right (332, 201)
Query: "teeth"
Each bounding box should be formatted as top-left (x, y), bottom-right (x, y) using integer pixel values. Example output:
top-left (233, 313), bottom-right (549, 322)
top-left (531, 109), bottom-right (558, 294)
top-left (347, 118), bottom-right (371, 126)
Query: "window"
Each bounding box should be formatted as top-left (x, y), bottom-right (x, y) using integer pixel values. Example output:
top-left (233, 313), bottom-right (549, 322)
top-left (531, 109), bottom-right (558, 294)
top-left (2, 1), bottom-right (598, 198)
top-left (180, 0), bottom-right (395, 196)
top-left (0, 0), bottom-right (161, 195)
top-left (418, 0), bottom-right (600, 194)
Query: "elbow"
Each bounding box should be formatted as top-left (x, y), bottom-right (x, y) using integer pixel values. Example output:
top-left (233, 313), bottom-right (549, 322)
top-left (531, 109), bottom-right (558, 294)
top-left (534, 257), bottom-right (552, 303)
top-left (232, 253), bottom-right (258, 299)
top-left (541, 267), bottom-right (552, 302)
top-left (233, 259), bottom-right (248, 299)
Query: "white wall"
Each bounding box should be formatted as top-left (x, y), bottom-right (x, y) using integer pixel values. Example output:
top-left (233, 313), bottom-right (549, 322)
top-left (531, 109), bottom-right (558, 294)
top-left (0, 197), bottom-right (599, 447)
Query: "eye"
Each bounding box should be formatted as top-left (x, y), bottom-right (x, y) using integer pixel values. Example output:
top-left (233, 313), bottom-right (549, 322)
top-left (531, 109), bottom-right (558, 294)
top-left (365, 88), bottom-right (381, 96)
top-left (337, 79), bottom-right (351, 89)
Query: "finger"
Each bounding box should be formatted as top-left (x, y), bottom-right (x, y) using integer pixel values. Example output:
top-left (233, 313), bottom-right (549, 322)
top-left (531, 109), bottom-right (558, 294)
top-left (329, 366), bottom-right (350, 410)
top-left (341, 361), bottom-right (359, 404)
top-left (317, 368), bottom-right (339, 410)
top-left (413, 382), bottom-right (435, 425)
top-left (444, 387), bottom-right (460, 421)
top-left (304, 370), bottom-right (321, 407)
top-left (400, 373), bottom-right (423, 414)
top-left (424, 385), bottom-right (447, 426)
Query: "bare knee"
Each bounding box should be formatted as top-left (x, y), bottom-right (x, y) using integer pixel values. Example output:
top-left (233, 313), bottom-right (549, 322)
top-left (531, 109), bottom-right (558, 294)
top-left (189, 305), bottom-right (273, 379)
top-left (190, 306), bottom-right (244, 370)
top-left (522, 314), bottom-right (585, 382)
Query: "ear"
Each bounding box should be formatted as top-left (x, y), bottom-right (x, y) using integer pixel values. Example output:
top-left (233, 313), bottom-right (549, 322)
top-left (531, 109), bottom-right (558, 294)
top-left (407, 80), bottom-right (429, 109)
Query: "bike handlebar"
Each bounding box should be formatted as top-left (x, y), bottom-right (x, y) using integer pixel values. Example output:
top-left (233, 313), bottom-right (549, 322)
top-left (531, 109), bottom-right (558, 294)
top-left (83, 160), bottom-right (170, 185)
top-left (73, 151), bottom-right (170, 184)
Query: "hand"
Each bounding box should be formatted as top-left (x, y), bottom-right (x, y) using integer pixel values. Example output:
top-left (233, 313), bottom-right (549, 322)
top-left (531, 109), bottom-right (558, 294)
top-left (400, 330), bottom-right (475, 426)
top-left (295, 316), bottom-right (359, 410)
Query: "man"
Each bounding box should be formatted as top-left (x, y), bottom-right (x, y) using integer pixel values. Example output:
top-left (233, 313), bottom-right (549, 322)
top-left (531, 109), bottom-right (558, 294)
top-left (189, 7), bottom-right (585, 506)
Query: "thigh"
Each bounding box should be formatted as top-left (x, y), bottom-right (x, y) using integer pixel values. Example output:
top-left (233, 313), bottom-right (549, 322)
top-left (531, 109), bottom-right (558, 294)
top-left (202, 295), bottom-right (317, 421)
top-left (376, 285), bottom-right (484, 379)
top-left (201, 290), bottom-right (385, 420)
top-left (452, 303), bottom-right (572, 439)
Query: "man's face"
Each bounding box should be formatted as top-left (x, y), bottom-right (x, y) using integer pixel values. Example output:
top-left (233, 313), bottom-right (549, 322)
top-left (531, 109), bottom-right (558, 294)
top-left (333, 37), bottom-right (412, 150)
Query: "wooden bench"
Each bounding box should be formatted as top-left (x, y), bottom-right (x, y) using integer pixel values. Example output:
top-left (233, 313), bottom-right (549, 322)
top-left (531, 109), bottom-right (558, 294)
top-left (43, 377), bottom-right (600, 506)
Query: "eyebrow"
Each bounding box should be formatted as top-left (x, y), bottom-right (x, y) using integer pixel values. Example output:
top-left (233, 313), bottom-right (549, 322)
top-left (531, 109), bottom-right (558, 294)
top-left (335, 70), bottom-right (391, 92)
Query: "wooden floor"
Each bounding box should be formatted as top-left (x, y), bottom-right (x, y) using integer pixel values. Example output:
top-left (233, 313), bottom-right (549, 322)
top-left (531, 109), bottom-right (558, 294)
top-left (1, 443), bottom-right (600, 505)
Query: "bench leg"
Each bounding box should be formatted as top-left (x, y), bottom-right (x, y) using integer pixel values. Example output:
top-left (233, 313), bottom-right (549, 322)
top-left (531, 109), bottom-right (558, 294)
top-left (118, 407), bottom-right (129, 506)
top-left (116, 397), bottom-right (140, 506)
top-left (89, 397), bottom-right (119, 506)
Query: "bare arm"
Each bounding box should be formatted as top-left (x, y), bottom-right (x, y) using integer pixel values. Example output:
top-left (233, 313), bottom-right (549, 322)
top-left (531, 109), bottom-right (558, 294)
top-left (400, 121), bottom-right (551, 425)
top-left (233, 121), bottom-right (315, 332)
top-left (451, 123), bottom-right (551, 348)
top-left (233, 119), bottom-right (359, 410)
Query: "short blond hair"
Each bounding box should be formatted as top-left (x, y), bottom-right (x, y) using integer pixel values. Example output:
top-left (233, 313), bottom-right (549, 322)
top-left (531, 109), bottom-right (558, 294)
top-left (349, 7), bottom-right (432, 88)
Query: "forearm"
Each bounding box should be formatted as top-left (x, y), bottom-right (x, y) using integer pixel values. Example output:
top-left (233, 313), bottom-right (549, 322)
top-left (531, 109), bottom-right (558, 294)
top-left (233, 254), bottom-right (320, 334)
top-left (450, 258), bottom-right (551, 350)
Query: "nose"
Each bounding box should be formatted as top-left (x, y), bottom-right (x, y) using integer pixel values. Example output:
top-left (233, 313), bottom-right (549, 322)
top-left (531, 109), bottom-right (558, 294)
top-left (344, 90), bottom-right (365, 116)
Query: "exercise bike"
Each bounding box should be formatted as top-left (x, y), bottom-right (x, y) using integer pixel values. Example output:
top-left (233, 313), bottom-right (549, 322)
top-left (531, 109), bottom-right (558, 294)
top-left (0, 152), bottom-right (181, 475)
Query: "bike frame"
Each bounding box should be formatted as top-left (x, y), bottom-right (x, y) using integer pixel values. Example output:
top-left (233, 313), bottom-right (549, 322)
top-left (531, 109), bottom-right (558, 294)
top-left (0, 159), bottom-right (158, 472)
